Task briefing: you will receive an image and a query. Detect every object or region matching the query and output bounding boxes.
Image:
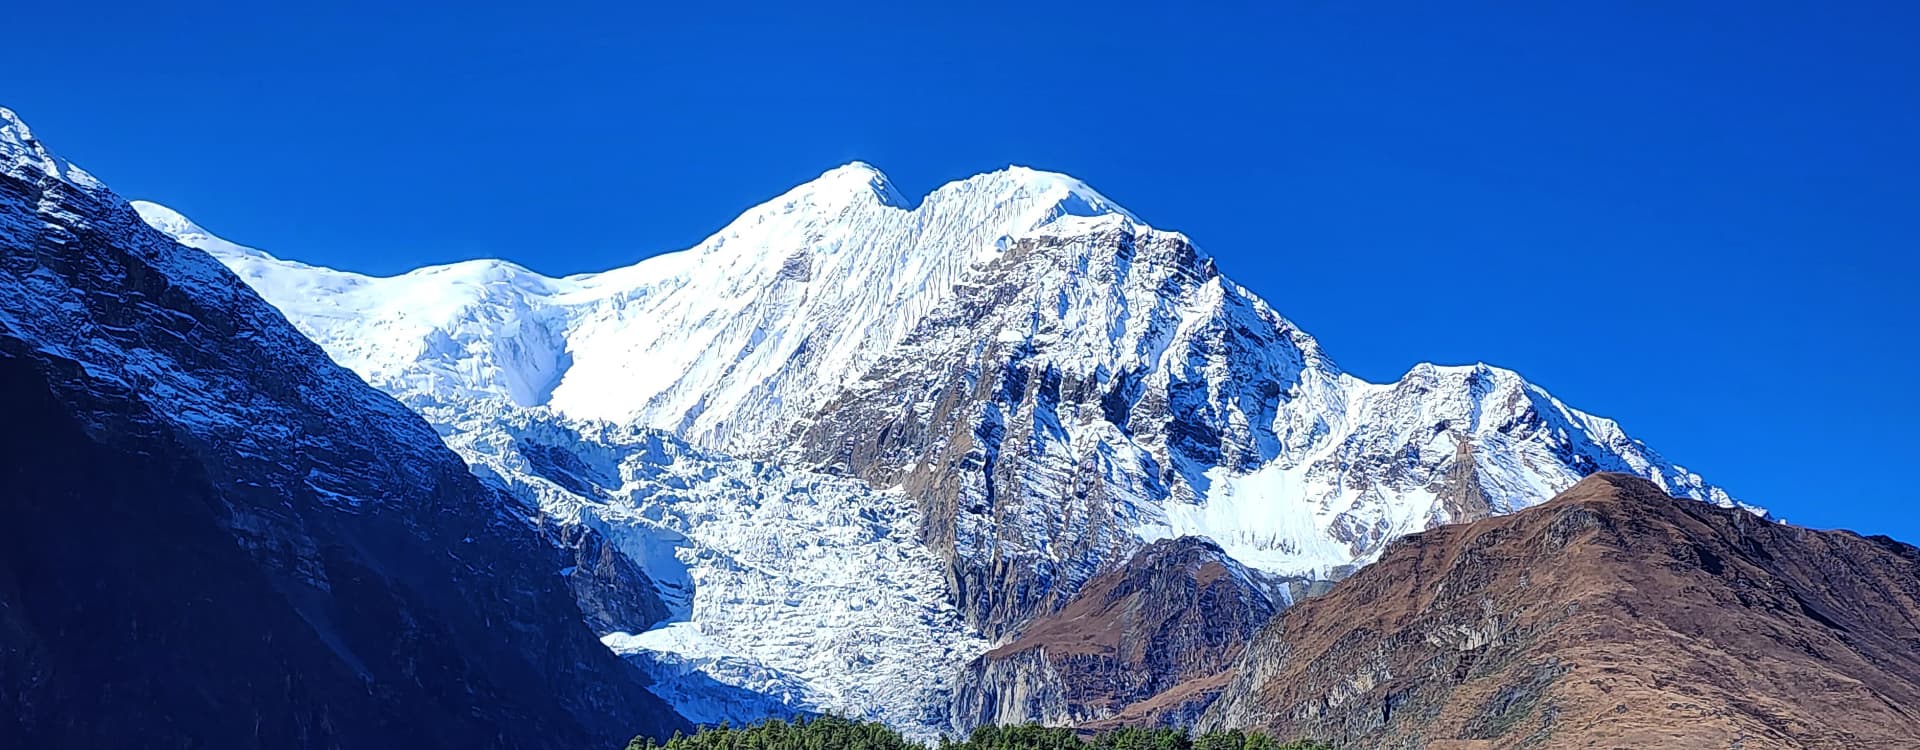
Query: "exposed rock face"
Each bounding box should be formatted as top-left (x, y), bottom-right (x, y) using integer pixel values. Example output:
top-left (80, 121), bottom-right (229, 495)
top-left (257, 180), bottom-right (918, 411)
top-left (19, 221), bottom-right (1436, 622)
top-left (0, 108), bottom-right (684, 748)
top-left (783, 217), bottom-right (1755, 646)
top-left (949, 537), bottom-right (1281, 733)
top-left (550, 520), bottom-right (673, 635)
top-left (792, 223), bottom-right (1335, 640)
top-left (1197, 474), bottom-right (1920, 750)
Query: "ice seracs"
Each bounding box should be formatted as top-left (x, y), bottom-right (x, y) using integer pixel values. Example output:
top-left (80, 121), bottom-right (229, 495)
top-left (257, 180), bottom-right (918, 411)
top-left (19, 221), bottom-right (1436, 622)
top-left (433, 405), bottom-right (984, 734)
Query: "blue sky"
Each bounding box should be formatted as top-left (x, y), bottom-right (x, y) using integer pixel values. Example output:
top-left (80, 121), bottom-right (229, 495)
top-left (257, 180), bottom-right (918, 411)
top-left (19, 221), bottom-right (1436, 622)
top-left (7, 1), bottom-right (1917, 540)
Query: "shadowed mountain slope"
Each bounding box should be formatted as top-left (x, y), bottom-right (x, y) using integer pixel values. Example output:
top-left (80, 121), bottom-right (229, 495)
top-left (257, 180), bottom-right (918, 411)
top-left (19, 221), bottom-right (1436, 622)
top-left (0, 108), bottom-right (685, 748)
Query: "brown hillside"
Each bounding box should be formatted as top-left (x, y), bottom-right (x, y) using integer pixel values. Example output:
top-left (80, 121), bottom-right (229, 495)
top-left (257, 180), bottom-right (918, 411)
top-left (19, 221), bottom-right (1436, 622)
top-left (951, 537), bottom-right (1279, 730)
top-left (1195, 473), bottom-right (1920, 749)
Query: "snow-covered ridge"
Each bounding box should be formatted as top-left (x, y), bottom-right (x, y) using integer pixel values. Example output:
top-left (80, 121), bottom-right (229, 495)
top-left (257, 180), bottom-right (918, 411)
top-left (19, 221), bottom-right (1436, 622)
top-left (141, 162), bottom-right (1143, 447)
top-left (133, 154), bottom-right (1753, 733)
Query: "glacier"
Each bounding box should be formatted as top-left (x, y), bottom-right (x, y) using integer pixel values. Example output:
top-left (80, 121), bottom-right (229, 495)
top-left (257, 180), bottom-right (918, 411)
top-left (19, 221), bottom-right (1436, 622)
top-left (131, 160), bottom-right (1750, 736)
top-left (427, 403), bottom-right (984, 731)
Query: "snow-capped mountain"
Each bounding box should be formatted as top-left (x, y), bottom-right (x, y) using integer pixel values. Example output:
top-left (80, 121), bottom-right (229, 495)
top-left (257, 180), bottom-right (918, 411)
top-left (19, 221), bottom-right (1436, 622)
top-left (133, 159), bottom-right (1749, 735)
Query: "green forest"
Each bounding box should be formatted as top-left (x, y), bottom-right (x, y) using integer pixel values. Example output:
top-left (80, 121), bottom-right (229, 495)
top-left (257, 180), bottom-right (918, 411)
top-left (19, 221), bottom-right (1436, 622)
top-left (628, 716), bottom-right (1330, 750)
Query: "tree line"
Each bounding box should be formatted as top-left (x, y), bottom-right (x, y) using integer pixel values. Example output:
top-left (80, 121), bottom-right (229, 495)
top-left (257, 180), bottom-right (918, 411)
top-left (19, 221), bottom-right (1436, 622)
top-left (627, 715), bottom-right (1331, 750)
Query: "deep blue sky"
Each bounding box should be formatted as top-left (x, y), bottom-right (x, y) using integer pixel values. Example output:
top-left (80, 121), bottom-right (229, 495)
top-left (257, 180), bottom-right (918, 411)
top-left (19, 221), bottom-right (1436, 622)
top-left (7, 2), bottom-right (1917, 540)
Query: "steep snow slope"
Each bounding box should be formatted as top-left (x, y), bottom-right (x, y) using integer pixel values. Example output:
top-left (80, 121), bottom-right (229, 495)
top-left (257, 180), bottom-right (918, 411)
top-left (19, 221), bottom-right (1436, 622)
top-left (135, 161), bottom-right (1751, 733)
top-left (139, 163), bottom-right (1131, 445)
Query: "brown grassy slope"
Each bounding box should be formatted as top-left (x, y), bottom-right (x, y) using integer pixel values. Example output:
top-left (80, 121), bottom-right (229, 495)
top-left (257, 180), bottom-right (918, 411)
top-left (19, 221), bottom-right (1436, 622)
top-left (1193, 473), bottom-right (1920, 750)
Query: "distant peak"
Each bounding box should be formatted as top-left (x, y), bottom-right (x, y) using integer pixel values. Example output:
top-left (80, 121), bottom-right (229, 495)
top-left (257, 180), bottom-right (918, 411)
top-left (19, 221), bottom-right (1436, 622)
top-left (997, 164), bottom-right (1096, 189)
top-left (130, 201), bottom-right (211, 239)
top-left (829, 160), bottom-right (885, 177)
top-left (968, 164), bottom-right (1110, 198)
top-left (129, 200), bottom-right (264, 259)
top-left (803, 161), bottom-right (908, 207)
top-left (927, 164), bottom-right (1141, 232)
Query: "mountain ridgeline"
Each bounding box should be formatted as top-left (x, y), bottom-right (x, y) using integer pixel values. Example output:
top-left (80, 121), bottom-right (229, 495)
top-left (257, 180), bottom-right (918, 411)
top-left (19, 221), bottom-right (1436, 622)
top-left (133, 140), bottom-right (1751, 735)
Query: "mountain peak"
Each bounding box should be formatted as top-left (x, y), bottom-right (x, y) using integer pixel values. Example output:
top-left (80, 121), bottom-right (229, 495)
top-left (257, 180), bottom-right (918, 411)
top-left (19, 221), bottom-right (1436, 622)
top-left (941, 164), bottom-right (1138, 226)
top-left (0, 106), bottom-right (32, 144)
top-left (129, 200), bottom-right (211, 239)
top-left (797, 160), bottom-right (908, 207)
top-left (128, 200), bottom-right (263, 260)
top-left (785, 162), bottom-right (1137, 226)
top-left (0, 107), bottom-right (102, 190)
